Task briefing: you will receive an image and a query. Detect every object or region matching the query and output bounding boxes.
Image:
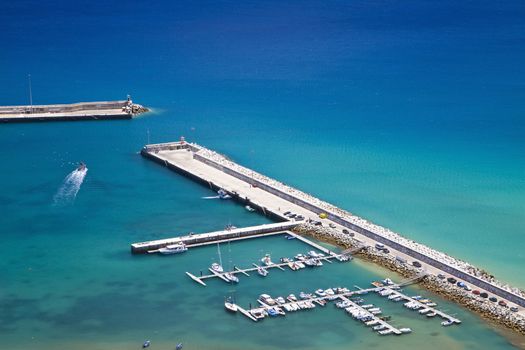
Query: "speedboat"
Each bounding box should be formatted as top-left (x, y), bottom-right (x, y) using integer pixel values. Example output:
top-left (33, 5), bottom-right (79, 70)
top-left (158, 243), bottom-right (188, 255)
top-left (314, 259), bottom-right (323, 267)
top-left (257, 266), bottom-right (268, 277)
top-left (142, 340), bottom-right (151, 348)
top-left (426, 311), bottom-right (437, 317)
top-left (280, 257), bottom-right (291, 263)
top-left (295, 261), bottom-right (306, 269)
top-left (250, 308), bottom-right (266, 319)
top-left (217, 189), bottom-right (231, 199)
top-left (261, 254), bottom-right (273, 266)
top-left (399, 328), bottom-right (412, 334)
top-left (299, 292), bottom-right (312, 299)
top-left (441, 320), bottom-right (454, 327)
top-left (287, 294), bottom-right (298, 302)
top-left (211, 263), bottom-right (224, 273)
top-left (304, 259), bottom-right (316, 267)
top-left (294, 254), bottom-right (306, 261)
top-left (224, 297), bottom-right (238, 312)
top-left (224, 272), bottom-right (239, 283)
top-left (77, 162), bottom-right (87, 171)
top-left (275, 296), bottom-right (286, 305)
top-left (245, 205), bottom-right (255, 212)
top-left (258, 294), bottom-right (276, 306)
top-left (315, 289), bottom-right (327, 297)
top-left (267, 308), bottom-right (279, 317)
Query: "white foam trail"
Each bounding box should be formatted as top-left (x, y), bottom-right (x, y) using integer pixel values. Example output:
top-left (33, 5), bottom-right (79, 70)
top-left (53, 168), bottom-right (88, 205)
top-left (202, 195), bottom-right (220, 199)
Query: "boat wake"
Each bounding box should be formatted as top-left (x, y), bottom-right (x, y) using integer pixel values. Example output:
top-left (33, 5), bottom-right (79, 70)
top-left (202, 195), bottom-right (220, 199)
top-left (53, 167), bottom-right (88, 205)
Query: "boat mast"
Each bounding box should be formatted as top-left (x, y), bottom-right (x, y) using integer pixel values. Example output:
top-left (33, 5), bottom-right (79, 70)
top-left (217, 243), bottom-right (223, 267)
top-left (28, 74), bottom-right (33, 114)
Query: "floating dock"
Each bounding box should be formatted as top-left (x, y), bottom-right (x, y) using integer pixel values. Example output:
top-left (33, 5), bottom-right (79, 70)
top-left (139, 140), bottom-right (525, 309)
top-left (184, 250), bottom-right (351, 286)
top-left (234, 282), bottom-right (460, 334)
top-left (0, 98), bottom-right (148, 123)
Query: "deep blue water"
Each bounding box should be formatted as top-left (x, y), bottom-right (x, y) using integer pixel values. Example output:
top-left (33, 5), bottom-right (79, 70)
top-left (1, 1), bottom-right (524, 349)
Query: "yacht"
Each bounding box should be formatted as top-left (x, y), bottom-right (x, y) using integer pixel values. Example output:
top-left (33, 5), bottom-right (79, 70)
top-left (261, 254), bottom-right (273, 266)
top-left (258, 294), bottom-right (276, 306)
top-left (158, 243), bottom-right (188, 255)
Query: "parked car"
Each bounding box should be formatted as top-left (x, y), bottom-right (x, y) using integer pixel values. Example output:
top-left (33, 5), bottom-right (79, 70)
top-left (412, 261), bottom-right (422, 268)
top-left (329, 223), bottom-right (336, 228)
top-left (437, 274), bottom-right (446, 280)
top-left (342, 229), bottom-right (350, 234)
top-left (382, 248), bottom-right (390, 254)
top-left (510, 306), bottom-right (519, 312)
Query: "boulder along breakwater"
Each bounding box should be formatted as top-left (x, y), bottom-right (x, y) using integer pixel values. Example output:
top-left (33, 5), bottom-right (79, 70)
top-left (293, 223), bottom-right (525, 336)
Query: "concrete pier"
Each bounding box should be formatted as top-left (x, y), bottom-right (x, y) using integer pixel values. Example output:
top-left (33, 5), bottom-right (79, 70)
top-left (140, 140), bottom-right (525, 311)
top-left (0, 98), bottom-right (148, 123)
top-left (131, 222), bottom-right (298, 254)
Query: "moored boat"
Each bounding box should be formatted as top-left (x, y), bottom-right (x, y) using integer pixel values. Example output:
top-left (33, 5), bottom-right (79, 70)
top-left (158, 243), bottom-right (188, 255)
top-left (257, 266), bottom-right (269, 277)
top-left (261, 254), bottom-right (273, 266)
top-left (211, 263), bottom-right (224, 273)
top-left (224, 297), bottom-right (238, 312)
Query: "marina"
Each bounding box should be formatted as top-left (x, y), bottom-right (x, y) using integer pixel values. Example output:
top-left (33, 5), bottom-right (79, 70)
top-left (228, 281), bottom-right (461, 336)
top-left (184, 248), bottom-right (352, 286)
top-left (139, 140), bottom-right (525, 312)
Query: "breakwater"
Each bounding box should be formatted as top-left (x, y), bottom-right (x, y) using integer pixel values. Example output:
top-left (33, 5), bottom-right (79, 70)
top-left (0, 98), bottom-right (148, 122)
top-left (141, 140), bottom-right (525, 334)
top-left (293, 223), bottom-right (525, 335)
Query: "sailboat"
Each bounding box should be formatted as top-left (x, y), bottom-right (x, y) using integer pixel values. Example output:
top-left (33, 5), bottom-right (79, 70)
top-left (224, 241), bottom-right (239, 283)
top-left (210, 243), bottom-right (224, 273)
top-left (224, 296), bottom-right (238, 312)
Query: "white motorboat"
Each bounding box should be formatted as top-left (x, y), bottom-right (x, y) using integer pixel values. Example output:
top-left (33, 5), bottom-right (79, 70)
top-left (441, 320), bottom-right (454, 327)
top-left (245, 205), bottom-right (255, 212)
top-left (287, 294), bottom-right (298, 302)
top-left (315, 289), bottom-right (327, 297)
top-left (399, 328), bottom-right (412, 334)
top-left (158, 243), bottom-right (188, 255)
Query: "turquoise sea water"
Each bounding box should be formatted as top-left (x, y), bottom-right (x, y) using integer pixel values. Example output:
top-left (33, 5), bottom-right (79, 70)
top-left (1, 0), bottom-right (525, 349)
